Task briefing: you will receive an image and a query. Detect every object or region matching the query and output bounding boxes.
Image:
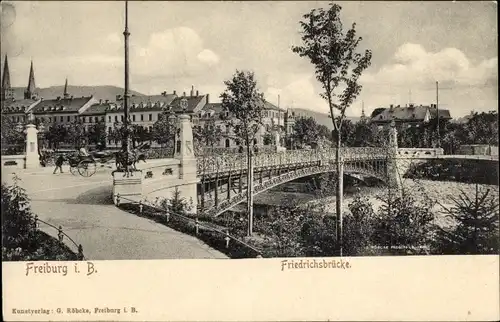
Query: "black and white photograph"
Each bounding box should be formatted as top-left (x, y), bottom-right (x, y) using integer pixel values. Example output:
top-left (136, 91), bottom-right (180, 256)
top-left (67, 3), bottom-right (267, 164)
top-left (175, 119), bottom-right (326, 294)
top-left (1, 1), bottom-right (498, 320)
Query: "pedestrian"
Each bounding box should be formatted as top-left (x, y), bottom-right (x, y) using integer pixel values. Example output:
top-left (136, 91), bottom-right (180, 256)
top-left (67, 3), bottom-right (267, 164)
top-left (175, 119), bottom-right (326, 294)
top-left (53, 154), bottom-right (66, 174)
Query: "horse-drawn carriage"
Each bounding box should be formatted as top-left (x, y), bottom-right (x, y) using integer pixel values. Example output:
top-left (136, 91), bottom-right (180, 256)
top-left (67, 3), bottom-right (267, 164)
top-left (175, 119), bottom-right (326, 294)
top-left (67, 154), bottom-right (98, 177)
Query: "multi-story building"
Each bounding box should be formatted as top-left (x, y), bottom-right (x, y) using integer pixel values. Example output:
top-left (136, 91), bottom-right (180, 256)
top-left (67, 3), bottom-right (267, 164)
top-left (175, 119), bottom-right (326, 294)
top-left (370, 103), bottom-right (451, 129)
top-left (1, 57), bottom-right (299, 151)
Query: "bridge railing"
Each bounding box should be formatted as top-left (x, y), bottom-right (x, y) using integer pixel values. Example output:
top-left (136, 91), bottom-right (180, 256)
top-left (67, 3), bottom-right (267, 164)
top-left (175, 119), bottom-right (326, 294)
top-left (197, 147), bottom-right (391, 175)
top-left (115, 195), bottom-right (263, 258)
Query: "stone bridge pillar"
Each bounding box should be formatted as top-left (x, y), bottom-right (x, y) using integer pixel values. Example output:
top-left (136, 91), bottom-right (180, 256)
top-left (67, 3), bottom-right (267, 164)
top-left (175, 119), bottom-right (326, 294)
top-left (174, 115), bottom-right (198, 213)
top-left (386, 121), bottom-right (402, 191)
top-left (24, 124), bottom-right (40, 169)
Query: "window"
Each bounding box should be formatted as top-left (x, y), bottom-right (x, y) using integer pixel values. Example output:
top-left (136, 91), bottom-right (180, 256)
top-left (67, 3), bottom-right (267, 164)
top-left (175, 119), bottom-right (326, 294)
top-left (101, 116), bottom-right (105, 122)
top-left (140, 114), bottom-right (144, 121)
top-left (67, 116), bottom-right (70, 122)
top-left (149, 114), bottom-right (152, 121)
top-left (121, 115), bottom-right (124, 122)
top-left (225, 139), bottom-right (230, 148)
top-left (109, 116), bottom-right (112, 122)
top-left (94, 117), bottom-right (98, 123)
top-left (115, 116), bottom-right (118, 122)
top-left (108, 127), bottom-right (112, 133)
top-left (48, 117), bottom-right (52, 123)
top-left (132, 115), bottom-right (136, 122)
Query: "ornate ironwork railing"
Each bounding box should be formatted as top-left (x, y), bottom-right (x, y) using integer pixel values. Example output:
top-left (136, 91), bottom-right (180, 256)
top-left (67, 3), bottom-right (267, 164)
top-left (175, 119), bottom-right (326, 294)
top-left (196, 147), bottom-right (390, 175)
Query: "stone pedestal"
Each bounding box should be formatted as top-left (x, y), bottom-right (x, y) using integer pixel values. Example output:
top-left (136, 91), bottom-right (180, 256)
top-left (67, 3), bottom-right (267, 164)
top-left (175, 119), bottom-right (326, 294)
top-left (174, 115), bottom-right (199, 213)
top-left (24, 124), bottom-right (40, 169)
top-left (112, 171), bottom-right (143, 205)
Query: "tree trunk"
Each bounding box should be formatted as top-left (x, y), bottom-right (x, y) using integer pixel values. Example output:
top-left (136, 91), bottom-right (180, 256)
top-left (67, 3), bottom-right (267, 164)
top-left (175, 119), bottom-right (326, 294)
top-left (246, 142), bottom-right (254, 236)
top-left (335, 133), bottom-right (343, 256)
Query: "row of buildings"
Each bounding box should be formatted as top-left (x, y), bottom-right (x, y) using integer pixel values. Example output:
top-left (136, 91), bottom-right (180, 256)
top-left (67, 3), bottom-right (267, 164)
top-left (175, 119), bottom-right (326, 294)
top-left (1, 56), bottom-right (300, 149)
top-left (1, 56), bottom-right (452, 149)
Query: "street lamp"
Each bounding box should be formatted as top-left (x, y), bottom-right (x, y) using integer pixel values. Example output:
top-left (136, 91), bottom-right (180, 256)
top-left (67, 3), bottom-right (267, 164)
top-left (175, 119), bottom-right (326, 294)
top-left (122, 0), bottom-right (131, 173)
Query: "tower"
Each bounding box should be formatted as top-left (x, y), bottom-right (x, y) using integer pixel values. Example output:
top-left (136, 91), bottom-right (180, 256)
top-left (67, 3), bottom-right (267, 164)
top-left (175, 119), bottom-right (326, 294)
top-left (63, 78), bottom-right (69, 99)
top-left (360, 100), bottom-right (367, 121)
top-left (24, 60), bottom-right (37, 100)
top-left (1, 55), bottom-right (14, 101)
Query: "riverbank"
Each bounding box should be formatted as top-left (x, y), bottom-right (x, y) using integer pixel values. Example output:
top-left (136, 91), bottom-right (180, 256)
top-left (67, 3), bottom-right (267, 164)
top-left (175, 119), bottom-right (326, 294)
top-left (306, 179), bottom-right (499, 228)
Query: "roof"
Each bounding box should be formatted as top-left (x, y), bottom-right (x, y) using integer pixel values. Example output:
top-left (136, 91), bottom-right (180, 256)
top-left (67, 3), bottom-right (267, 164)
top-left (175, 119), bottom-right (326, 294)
top-left (263, 100), bottom-right (285, 112)
top-left (168, 95), bottom-right (207, 113)
top-left (80, 103), bottom-right (110, 115)
top-left (370, 105), bottom-right (452, 122)
top-left (32, 96), bottom-right (94, 114)
top-left (1, 98), bottom-right (40, 113)
top-left (107, 94), bottom-right (177, 113)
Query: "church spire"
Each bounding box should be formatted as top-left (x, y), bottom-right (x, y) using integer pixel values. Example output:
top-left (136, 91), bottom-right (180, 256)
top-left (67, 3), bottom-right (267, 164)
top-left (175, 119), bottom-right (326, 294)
top-left (361, 100), bottom-right (366, 118)
top-left (24, 60), bottom-right (37, 99)
top-left (63, 77), bottom-right (69, 98)
top-left (1, 55), bottom-right (14, 101)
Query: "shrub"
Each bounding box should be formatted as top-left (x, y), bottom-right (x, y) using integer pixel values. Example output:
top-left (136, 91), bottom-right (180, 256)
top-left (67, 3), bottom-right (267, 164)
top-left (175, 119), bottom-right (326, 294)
top-left (372, 189), bottom-right (435, 255)
top-left (343, 196), bottom-right (376, 256)
top-left (1, 176), bottom-right (78, 261)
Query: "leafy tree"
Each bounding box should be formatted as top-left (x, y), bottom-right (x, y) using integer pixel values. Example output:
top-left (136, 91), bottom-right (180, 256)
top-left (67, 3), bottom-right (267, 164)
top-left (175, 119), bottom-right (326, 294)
top-left (66, 119), bottom-right (86, 148)
top-left (131, 124), bottom-right (151, 148)
top-left (193, 117), bottom-right (224, 152)
top-left (88, 121), bottom-right (107, 147)
top-left (343, 196), bottom-right (376, 255)
top-left (257, 205), bottom-right (305, 257)
top-left (1, 116), bottom-right (25, 146)
top-left (456, 111), bottom-right (498, 146)
top-left (262, 132), bottom-right (273, 145)
top-left (45, 123), bottom-right (68, 149)
top-left (292, 3), bottom-right (372, 255)
top-left (300, 215), bottom-right (337, 257)
top-left (352, 118), bottom-right (376, 147)
top-left (292, 116), bottom-right (320, 147)
top-left (151, 111), bottom-right (177, 148)
top-left (220, 70), bottom-right (265, 236)
top-left (433, 185), bottom-right (499, 254)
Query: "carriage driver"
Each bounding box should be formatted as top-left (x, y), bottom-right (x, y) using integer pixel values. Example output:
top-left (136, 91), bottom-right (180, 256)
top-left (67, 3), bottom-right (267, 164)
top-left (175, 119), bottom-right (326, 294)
top-left (79, 146), bottom-right (90, 157)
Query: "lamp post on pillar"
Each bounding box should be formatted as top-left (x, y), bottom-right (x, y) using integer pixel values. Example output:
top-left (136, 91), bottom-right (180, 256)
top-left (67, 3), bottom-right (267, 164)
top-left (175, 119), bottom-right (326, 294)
top-left (122, 0), bottom-right (132, 174)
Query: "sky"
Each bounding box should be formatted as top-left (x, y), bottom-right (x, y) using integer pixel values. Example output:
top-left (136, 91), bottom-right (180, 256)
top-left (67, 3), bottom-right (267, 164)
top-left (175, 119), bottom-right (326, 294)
top-left (0, 1), bottom-right (497, 117)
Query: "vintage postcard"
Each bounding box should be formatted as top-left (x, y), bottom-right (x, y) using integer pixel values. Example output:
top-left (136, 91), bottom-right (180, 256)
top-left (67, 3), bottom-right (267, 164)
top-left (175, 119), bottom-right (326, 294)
top-left (1, 1), bottom-right (499, 321)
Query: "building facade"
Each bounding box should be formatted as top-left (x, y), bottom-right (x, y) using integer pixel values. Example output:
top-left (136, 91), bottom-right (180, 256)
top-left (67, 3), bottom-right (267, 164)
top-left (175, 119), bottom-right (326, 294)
top-left (370, 103), bottom-right (452, 129)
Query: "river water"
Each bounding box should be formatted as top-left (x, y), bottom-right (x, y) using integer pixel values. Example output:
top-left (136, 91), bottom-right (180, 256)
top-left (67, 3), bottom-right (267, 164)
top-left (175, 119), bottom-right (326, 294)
top-left (304, 179), bottom-right (499, 228)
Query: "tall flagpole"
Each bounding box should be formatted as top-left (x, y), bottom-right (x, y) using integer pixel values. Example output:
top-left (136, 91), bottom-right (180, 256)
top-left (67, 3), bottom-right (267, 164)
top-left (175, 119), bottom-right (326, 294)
top-left (123, 0), bottom-right (131, 171)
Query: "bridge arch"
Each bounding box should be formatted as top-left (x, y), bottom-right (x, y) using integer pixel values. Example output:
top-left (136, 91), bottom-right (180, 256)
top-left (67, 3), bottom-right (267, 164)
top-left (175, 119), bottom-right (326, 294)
top-left (199, 159), bottom-right (389, 217)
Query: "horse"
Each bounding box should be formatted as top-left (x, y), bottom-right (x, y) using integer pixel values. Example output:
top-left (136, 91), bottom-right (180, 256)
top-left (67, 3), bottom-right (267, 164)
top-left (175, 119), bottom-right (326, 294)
top-left (114, 148), bottom-right (147, 173)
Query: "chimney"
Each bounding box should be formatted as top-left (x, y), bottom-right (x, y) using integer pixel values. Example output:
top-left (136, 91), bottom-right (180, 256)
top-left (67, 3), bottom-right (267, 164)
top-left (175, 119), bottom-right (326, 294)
top-left (70, 95), bottom-right (73, 100)
top-left (99, 99), bottom-right (102, 104)
top-left (196, 90), bottom-right (199, 96)
top-left (390, 104), bottom-right (394, 108)
top-left (57, 96), bottom-right (61, 100)
top-left (183, 91), bottom-right (186, 97)
top-left (206, 94), bottom-right (210, 104)
top-left (173, 90), bottom-right (177, 95)
top-left (190, 85), bottom-right (194, 97)
top-left (105, 99), bottom-right (109, 104)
